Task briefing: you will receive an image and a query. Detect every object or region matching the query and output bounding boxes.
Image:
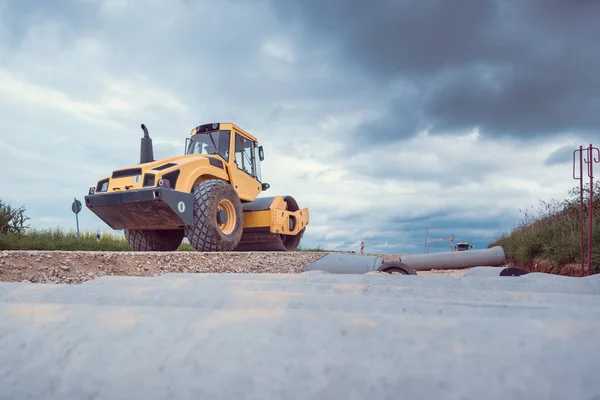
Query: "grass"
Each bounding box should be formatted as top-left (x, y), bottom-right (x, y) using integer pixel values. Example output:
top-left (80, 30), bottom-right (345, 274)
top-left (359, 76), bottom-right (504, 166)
top-left (0, 227), bottom-right (330, 252)
top-left (488, 182), bottom-right (600, 275)
top-left (1, 228), bottom-right (136, 251)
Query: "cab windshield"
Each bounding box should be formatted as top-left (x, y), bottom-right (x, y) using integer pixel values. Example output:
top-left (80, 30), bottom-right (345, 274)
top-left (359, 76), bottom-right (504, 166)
top-left (186, 130), bottom-right (230, 162)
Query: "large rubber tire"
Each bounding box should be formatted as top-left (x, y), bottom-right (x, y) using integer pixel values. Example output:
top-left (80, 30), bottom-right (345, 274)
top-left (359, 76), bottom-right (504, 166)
top-left (124, 228), bottom-right (185, 251)
top-left (377, 261), bottom-right (417, 275)
top-left (185, 179), bottom-right (244, 252)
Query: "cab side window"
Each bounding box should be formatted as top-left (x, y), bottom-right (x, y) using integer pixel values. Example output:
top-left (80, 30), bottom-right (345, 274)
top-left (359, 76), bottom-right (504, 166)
top-left (234, 133), bottom-right (255, 176)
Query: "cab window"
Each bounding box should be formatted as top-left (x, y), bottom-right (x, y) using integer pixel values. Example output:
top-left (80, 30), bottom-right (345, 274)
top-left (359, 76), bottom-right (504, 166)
top-left (186, 130), bottom-right (230, 162)
top-left (234, 133), bottom-right (255, 177)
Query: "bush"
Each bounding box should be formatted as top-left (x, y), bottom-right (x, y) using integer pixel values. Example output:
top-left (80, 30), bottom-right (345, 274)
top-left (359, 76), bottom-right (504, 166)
top-left (0, 199), bottom-right (30, 235)
top-left (489, 181), bottom-right (600, 274)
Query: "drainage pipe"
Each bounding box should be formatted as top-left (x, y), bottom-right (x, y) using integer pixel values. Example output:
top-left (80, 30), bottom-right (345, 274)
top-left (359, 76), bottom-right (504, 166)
top-left (301, 253), bottom-right (384, 274)
top-left (400, 246), bottom-right (506, 271)
top-left (301, 253), bottom-right (417, 275)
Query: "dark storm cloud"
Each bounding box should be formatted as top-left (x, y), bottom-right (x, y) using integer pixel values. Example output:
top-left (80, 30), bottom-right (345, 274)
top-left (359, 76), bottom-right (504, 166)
top-left (396, 214), bottom-right (506, 233)
top-left (269, 0), bottom-right (600, 143)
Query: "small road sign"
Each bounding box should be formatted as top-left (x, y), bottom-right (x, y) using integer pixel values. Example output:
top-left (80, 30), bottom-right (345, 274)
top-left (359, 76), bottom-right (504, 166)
top-left (72, 198), bottom-right (82, 214)
top-left (72, 197), bottom-right (82, 240)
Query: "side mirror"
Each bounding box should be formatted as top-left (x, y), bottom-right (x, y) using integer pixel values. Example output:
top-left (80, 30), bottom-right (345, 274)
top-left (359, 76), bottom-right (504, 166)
top-left (185, 138), bottom-right (191, 154)
top-left (258, 146), bottom-right (264, 161)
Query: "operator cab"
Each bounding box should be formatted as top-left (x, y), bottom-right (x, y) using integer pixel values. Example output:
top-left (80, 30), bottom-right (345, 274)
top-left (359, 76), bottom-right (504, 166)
top-left (185, 123), bottom-right (270, 194)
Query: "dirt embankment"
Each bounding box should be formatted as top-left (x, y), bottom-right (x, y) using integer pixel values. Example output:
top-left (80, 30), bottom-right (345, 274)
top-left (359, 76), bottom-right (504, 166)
top-left (0, 250), bottom-right (468, 284)
top-left (513, 258), bottom-right (592, 277)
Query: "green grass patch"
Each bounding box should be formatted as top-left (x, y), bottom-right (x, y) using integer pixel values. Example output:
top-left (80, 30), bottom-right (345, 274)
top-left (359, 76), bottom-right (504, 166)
top-left (488, 182), bottom-right (600, 274)
top-left (0, 227), bottom-right (334, 252)
top-left (0, 228), bottom-right (200, 251)
top-left (0, 228), bottom-right (131, 251)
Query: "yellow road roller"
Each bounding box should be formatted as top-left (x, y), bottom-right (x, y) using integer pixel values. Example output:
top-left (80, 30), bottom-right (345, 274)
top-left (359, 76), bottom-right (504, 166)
top-left (84, 123), bottom-right (309, 252)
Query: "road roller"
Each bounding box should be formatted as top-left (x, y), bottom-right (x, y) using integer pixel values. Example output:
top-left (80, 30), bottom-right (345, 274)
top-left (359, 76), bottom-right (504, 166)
top-left (84, 122), bottom-right (309, 252)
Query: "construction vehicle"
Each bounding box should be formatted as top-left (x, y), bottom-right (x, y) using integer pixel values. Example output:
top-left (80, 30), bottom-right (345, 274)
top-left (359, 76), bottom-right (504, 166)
top-left (456, 242), bottom-right (473, 251)
top-left (84, 123), bottom-right (309, 252)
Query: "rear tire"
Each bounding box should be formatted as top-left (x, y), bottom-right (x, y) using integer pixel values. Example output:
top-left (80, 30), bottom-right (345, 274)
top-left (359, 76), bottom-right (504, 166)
top-left (377, 261), bottom-right (417, 275)
top-left (124, 228), bottom-right (184, 251)
top-left (185, 179), bottom-right (244, 252)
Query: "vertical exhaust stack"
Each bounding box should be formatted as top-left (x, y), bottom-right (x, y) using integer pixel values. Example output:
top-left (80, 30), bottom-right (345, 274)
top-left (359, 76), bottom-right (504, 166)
top-left (140, 123), bottom-right (154, 164)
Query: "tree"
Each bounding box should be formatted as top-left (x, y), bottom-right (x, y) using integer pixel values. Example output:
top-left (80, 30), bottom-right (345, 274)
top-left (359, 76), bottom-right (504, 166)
top-left (0, 198), bottom-right (30, 235)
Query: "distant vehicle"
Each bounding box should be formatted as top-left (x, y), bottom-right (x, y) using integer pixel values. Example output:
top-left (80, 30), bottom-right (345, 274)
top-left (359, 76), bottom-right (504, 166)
top-left (456, 242), bottom-right (473, 251)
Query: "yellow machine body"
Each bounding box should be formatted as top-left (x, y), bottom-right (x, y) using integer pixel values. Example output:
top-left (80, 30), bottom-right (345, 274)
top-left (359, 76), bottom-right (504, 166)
top-left (84, 122), bottom-right (309, 252)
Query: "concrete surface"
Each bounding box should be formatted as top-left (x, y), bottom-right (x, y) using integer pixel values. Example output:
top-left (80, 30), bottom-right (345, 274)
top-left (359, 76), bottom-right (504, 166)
top-left (1, 272), bottom-right (599, 399)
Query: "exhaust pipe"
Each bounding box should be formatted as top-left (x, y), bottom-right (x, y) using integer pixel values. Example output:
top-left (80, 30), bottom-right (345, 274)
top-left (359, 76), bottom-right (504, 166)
top-left (140, 123), bottom-right (154, 164)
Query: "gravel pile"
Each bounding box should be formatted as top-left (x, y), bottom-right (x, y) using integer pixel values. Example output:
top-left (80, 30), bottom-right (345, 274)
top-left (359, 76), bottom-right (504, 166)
top-left (0, 250), bottom-right (467, 284)
top-left (0, 250), bottom-right (328, 284)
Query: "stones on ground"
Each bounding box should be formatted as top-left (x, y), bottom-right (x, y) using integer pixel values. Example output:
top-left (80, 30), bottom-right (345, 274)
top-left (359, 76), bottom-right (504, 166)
top-left (0, 250), bottom-right (467, 284)
top-left (0, 250), bottom-right (328, 284)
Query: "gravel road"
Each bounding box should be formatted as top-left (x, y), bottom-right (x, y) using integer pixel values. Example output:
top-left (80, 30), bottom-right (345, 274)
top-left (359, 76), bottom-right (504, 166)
top-left (0, 250), bottom-right (466, 284)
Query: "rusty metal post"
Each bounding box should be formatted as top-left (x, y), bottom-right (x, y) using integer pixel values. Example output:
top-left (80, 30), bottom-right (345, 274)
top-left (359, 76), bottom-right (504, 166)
top-left (574, 146), bottom-right (585, 276)
top-left (585, 144), bottom-right (599, 276)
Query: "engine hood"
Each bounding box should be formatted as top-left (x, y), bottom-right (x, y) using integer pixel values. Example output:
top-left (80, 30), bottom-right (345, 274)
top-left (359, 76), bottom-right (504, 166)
top-left (93, 154), bottom-right (227, 194)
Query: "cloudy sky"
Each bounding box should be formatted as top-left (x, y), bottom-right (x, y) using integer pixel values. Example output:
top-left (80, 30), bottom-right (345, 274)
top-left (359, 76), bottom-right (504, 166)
top-left (1, 0), bottom-right (598, 254)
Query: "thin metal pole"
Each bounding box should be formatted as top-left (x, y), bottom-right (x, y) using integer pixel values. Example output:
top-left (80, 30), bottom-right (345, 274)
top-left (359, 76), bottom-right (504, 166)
top-left (587, 145), bottom-right (592, 276)
top-left (574, 146), bottom-right (584, 276)
top-left (76, 212), bottom-right (81, 241)
top-left (586, 144), bottom-right (599, 276)
top-left (581, 147), bottom-right (585, 276)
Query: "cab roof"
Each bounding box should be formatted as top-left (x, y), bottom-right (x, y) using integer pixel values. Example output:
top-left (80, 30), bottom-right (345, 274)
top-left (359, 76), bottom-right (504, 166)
top-left (190, 122), bottom-right (258, 143)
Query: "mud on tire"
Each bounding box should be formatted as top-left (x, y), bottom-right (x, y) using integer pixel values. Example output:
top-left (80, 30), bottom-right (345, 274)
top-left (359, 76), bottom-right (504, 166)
top-left (124, 228), bottom-right (185, 251)
top-left (185, 179), bottom-right (244, 252)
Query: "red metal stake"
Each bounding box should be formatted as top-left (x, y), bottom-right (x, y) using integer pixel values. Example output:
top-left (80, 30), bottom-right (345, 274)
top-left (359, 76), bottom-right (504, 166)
top-left (574, 146), bottom-right (585, 276)
top-left (586, 144), bottom-right (600, 276)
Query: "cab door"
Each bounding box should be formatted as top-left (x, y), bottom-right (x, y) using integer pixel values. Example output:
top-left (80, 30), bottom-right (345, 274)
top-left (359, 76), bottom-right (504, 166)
top-left (230, 131), bottom-right (262, 201)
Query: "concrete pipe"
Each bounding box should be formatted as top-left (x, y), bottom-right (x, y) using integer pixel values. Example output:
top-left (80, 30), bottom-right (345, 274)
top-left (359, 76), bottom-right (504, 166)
top-left (301, 253), bottom-right (416, 275)
top-left (400, 246), bottom-right (506, 271)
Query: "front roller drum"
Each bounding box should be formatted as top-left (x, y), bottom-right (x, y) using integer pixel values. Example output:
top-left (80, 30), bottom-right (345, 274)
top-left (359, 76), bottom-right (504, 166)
top-left (234, 229), bottom-right (306, 252)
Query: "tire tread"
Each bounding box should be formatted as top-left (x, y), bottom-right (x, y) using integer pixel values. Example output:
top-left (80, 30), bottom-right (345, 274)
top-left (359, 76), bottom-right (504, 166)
top-left (185, 179), bottom-right (243, 252)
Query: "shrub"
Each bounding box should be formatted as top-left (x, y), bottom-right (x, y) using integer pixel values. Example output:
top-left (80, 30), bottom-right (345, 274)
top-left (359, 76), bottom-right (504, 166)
top-left (0, 199), bottom-right (30, 235)
top-left (489, 181), bottom-right (600, 274)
